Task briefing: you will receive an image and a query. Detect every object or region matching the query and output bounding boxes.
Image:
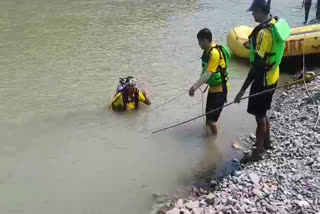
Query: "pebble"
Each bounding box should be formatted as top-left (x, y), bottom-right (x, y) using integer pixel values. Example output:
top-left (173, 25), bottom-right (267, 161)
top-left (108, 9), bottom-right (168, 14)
top-left (192, 208), bottom-right (202, 214)
top-left (294, 139), bottom-right (303, 147)
top-left (249, 173), bottom-right (260, 184)
top-left (252, 189), bottom-right (263, 198)
top-left (297, 200), bottom-right (311, 209)
top-left (175, 199), bottom-right (183, 209)
top-left (185, 200), bottom-right (199, 210)
top-left (165, 208), bottom-right (180, 214)
top-left (232, 142), bottom-right (241, 150)
top-left (180, 208), bottom-right (191, 214)
top-left (206, 193), bottom-right (215, 200)
top-left (297, 194), bottom-right (304, 200)
top-left (210, 179), bottom-right (217, 187)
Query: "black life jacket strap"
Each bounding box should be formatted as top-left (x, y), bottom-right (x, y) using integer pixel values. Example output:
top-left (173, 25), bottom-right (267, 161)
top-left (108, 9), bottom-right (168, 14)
top-left (121, 89), bottom-right (140, 110)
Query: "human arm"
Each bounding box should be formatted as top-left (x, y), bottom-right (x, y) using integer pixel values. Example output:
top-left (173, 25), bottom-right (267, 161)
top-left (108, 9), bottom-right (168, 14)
top-left (189, 71), bottom-right (212, 96)
top-left (234, 53), bottom-right (267, 103)
top-left (111, 93), bottom-right (124, 111)
top-left (189, 47), bottom-right (219, 96)
top-left (139, 91), bottom-right (151, 105)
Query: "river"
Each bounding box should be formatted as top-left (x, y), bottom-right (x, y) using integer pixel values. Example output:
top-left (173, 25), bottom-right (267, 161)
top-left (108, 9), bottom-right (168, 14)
top-left (0, 0), bottom-right (309, 213)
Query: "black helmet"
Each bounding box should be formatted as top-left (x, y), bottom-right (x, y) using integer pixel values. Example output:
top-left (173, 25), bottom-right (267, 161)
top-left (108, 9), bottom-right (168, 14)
top-left (247, 0), bottom-right (271, 13)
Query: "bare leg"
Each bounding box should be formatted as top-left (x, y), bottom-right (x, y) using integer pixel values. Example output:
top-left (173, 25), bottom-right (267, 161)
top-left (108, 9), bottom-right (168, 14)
top-left (255, 116), bottom-right (266, 153)
top-left (242, 116), bottom-right (266, 162)
top-left (207, 121), bottom-right (218, 136)
top-left (264, 116), bottom-right (273, 149)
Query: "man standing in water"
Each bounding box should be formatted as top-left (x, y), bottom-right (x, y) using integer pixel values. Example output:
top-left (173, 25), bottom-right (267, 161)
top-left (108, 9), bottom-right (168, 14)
top-left (235, 0), bottom-right (289, 161)
top-left (302, 0), bottom-right (312, 24)
top-left (189, 28), bottom-right (229, 135)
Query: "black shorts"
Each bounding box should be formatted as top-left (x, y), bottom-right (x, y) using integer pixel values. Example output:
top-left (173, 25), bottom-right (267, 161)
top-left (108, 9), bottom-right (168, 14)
top-left (206, 92), bottom-right (227, 123)
top-left (247, 81), bottom-right (277, 118)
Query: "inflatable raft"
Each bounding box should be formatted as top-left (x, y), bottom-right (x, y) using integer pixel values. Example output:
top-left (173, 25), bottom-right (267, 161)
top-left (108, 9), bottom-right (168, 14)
top-left (227, 24), bottom-right (320, 59)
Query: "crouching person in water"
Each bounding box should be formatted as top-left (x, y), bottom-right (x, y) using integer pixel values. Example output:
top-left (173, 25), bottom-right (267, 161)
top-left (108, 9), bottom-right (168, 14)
top-left (189, 28), bottom-right (230, 135)
top-left (111, 77), bottom-right (151, 111)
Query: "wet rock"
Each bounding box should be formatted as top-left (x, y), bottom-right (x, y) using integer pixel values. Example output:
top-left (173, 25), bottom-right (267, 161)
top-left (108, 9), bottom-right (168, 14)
top-left (210, 179), bottom-right (217, 187)
top-left (234, 171), bottom-right (242, 177)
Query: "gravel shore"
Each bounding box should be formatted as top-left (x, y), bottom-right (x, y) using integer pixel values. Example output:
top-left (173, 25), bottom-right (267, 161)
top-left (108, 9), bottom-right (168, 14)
top-left (154, 74), bottom-right (320, 214)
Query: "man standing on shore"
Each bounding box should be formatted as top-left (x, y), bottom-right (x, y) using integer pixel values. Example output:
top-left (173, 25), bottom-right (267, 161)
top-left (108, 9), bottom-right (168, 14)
top-left (235, 0), bottom-right (290, 161)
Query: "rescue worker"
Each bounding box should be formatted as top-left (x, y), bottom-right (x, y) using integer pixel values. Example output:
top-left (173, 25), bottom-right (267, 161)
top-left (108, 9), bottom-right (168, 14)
top-left (317, 0), bottom-right (320, 20)
top-left (111, 77), bottom-right (151, 111)
top-left (302, 0), bottom-right (312, 24)
top-left (235, 0), bottom-right (290, 161)
top-left (189, 28), bottom-right (230, 135)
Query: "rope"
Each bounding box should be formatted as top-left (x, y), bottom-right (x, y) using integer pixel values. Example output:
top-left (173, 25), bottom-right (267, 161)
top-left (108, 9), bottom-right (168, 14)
top-left (149, 82), bottom-right (238, 112)
top-left (199, 86), bottom-right (209, 123)
top-left (199, 87), bottom-right (207, 135)
top-left (150, 90), bottom-right (188, 112)
top-left (151, 76), bottom-right (319, 134)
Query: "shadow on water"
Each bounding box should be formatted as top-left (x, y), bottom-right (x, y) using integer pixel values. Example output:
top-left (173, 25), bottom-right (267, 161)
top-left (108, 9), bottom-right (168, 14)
top-left (188, 135), bottom-right (243, 190)
top-left (281, 54), bottom-right (320, 74)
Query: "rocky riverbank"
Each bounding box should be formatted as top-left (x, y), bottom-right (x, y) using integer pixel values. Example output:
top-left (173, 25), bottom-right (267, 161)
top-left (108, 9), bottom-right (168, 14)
top-left (153, 74), bottom-right (320, 214)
